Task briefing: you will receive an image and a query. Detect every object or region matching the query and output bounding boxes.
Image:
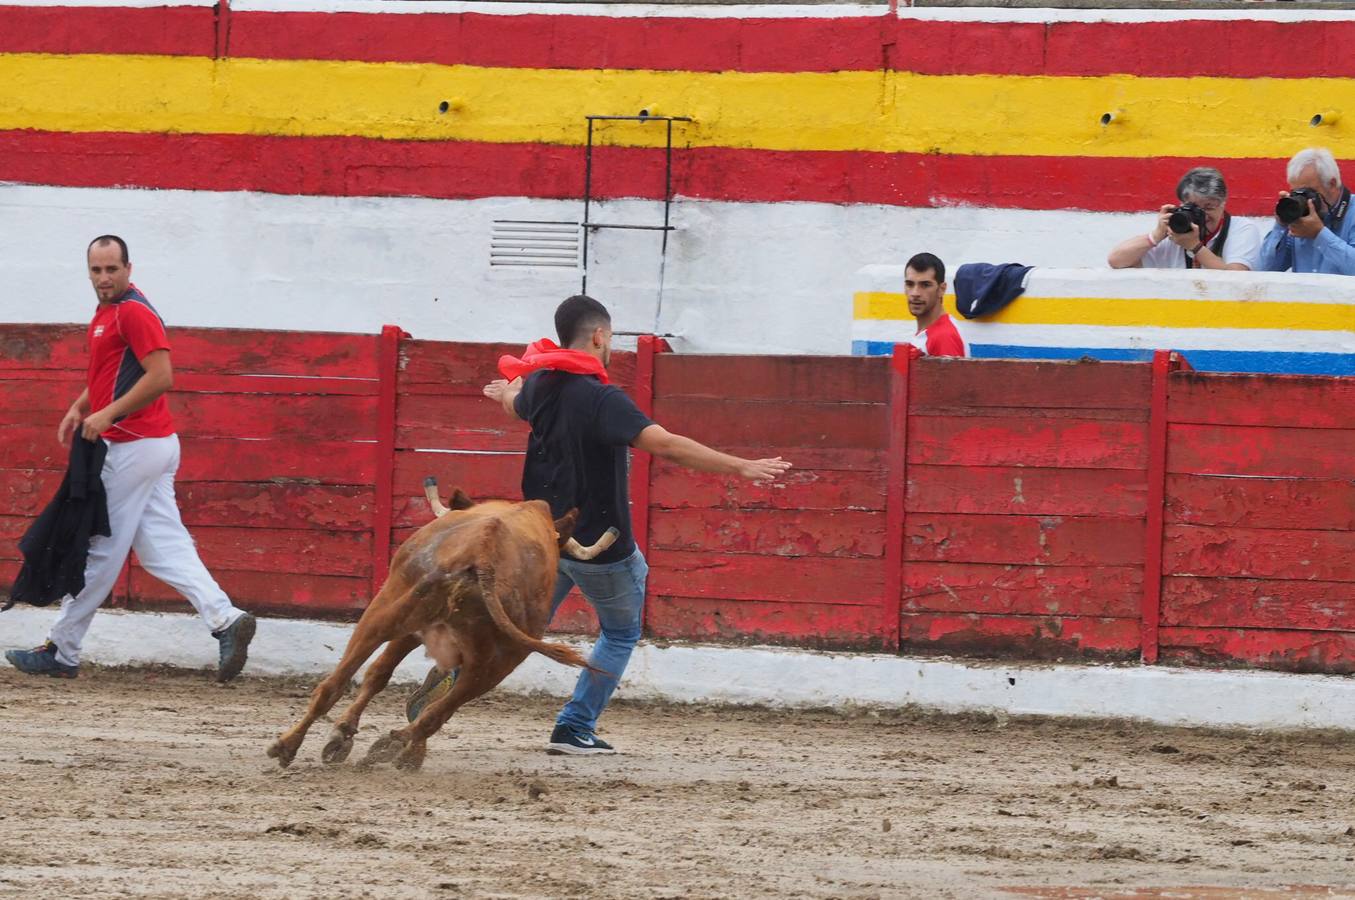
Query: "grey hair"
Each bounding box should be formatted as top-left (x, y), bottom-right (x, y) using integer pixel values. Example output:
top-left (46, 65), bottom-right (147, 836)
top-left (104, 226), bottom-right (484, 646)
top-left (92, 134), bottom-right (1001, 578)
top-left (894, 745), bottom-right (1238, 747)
top-left (1176, 167), bottom-right (1228, 203)
top-left (1287, 147), bottom-right (1342, 186)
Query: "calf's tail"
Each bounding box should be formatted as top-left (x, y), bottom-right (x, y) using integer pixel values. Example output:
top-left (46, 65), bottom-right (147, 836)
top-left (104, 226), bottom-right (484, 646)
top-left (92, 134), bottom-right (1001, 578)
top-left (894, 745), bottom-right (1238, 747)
top-left (473, 524), bottom-right (606, 675)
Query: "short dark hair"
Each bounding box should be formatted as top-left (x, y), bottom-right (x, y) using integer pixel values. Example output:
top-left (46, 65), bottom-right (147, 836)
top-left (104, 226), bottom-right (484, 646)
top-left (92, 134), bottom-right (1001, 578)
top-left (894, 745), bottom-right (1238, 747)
top-left (905, 252), bottom-right (945, 284)
top-left (555, 294), bottom-right (611, 347)
top-left (88, 235), bottom-right (129, 266)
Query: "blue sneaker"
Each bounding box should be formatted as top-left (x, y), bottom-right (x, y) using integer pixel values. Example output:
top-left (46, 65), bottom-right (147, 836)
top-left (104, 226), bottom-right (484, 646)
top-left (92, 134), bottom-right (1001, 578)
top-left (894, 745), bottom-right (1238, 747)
top-left (5, 641), bottom-right (78, 679)
top-left (212, 613), bottom-right (256, 683)
top-left (546, 724), bottom-right (616, 756)
top-left (406, 666), bottom-right (457, 722)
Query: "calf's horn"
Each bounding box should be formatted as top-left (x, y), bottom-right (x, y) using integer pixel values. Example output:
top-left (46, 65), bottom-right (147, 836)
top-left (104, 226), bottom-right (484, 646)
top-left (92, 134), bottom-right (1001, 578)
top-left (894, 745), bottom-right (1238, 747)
top-left (563, 526), bottom-right (620, 561)
top-left (424, 476), bottom-right (450, 518)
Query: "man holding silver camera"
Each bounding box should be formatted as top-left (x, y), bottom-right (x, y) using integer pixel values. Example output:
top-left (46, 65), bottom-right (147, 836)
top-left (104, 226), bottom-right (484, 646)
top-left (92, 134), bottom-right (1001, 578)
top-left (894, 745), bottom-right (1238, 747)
top-left (1108, 167), bottom-right (1261, 271)
top-left (1259, 147), bottom-right (1355, 275)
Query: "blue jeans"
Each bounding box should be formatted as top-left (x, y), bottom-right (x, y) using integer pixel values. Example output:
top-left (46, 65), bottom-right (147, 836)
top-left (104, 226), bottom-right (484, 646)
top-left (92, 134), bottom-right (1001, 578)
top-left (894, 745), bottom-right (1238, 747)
top-left (549, 548), bottom-right (648, 735)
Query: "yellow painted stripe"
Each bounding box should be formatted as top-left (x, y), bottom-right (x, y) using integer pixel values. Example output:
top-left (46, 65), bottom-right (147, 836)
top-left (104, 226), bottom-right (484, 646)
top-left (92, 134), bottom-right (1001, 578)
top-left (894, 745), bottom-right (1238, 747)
top-left (5, 53), bottom-right (1355, 157)
top-left (853, 292), bottom-right (1355, 332)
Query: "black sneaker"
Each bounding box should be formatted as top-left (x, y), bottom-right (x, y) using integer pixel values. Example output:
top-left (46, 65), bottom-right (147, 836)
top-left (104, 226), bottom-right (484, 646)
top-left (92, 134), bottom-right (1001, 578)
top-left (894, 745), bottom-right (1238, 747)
top-left (212, 612), bottom-right (256, 683)
top-left (546, 724), bottom-right (616, 756)
top-left (4, 640), bottom-right (78, 679)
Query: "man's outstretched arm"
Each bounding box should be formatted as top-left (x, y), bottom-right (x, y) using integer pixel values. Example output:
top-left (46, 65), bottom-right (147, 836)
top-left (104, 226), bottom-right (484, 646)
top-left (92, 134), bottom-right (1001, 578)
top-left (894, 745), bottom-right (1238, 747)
top-left (483, 378), bottom-right (524, 419)
top-left (633, 424), bottom-right (791, 482)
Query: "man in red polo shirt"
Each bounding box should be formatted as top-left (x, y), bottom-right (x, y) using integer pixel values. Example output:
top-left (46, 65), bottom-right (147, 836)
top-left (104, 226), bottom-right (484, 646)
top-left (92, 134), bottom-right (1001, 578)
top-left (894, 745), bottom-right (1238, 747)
top-left (4, 236), bottom-right (255, 681)
top-left (904, 252), bottom-right (969, 358)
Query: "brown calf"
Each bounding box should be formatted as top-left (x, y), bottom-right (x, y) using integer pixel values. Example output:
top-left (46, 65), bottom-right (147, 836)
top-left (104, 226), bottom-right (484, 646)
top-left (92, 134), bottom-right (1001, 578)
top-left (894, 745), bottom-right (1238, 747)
top-left (267, 484), bottom-right (612, 771)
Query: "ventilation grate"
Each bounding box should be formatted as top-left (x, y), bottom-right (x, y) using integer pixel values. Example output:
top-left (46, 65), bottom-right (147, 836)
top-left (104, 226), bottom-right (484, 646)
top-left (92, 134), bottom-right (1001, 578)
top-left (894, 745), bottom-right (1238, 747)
top-left (490, 220), bottom-right (580, 268)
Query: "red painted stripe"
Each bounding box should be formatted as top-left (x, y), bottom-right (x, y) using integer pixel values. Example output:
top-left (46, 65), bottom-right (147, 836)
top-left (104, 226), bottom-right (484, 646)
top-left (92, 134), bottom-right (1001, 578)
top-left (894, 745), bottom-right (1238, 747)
top-left (0, 5), bottom-right (216, 57)
top-left (4, 6), bottom-right (1355, 78)
top-left (0, 129), bottom-right (1299, 215)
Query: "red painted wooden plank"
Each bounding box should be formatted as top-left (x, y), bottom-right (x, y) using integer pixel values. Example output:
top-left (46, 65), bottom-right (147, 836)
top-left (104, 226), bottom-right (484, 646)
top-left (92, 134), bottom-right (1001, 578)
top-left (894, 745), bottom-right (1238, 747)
top-left (647, 550), bottom-right (884, 606)
top-left (0, 369), bottom-right (83, 383)
top-left (1166, 474), bottom-right (1355, 531)
top-left (395, 394), bottom-right (529, 451)
top-left (883, 346), bottom-right (910, 651)
top-left (656, 447), bottom-right (884, 473)
top-left (399, 340), bottom-right (636, 393)
top-left (170, 328), bottom-right (379, 378)
top-left (902, 562), bottom-right (1142, 617)
top-left (0, 324), bottom-right (87, 371)
top-left (372, 325), bottom-right (403, 594)
top-left (172, 393), bottom-right (379, 440)
top-left (1162, 576), bottom-right (1355, 631)
top-left (909, 416), bottom-right (1150, 470)
top-left (393, 450), bottom-right (523, 512)
top-left (1168, 423), bottom-right (1355, 479)
top-left (646, 596), bottom-right (887, 649)
top-left (650, 467), bottom-right (885, 512)
top-left (547, 593), bottom-right (599, 637)
top-left (177, 438), bottom-right (376, 485)
top-left (911, 358), bottom-right (1151, 415)
top-left (649, 508), bottom-right (885, 559)
top-left (174, 373), bottom-right (379, 396)
top-left (652, 398), bottom-right (887, 450)
top-left (162, 525), bottom-right (370, 578)
top-left (900, 613), bottom-right (1140, 660)
top-left (400, 340), bottom-right (525, 392)
top-left (907, 465), bottom-right (1148, 517)
top-left (0, 426), bottom-right (65, 470)
top-left (1159, 626), bottom-right (1355, 675)
top-left (906, 513), bottom-right (1145, 567)
top-left (174, 482), bottom-right (374, 531)
top-left (1163, 525), bottom-right (1355, 582)
top-left (0, 469), bottom-right (63, 517)
top-left (654, 354), bottom-right (889, 403)
top-left (1141, 349), bottom-right (1175, 664)
top-left (129, 568), bottom-right (371, 617)
top-left (0, 514), bottom-right (28, 559)
top-left (0, 380), bottom-right (83, 426)
top-left (1169, 372), bottom-right (1355, 429)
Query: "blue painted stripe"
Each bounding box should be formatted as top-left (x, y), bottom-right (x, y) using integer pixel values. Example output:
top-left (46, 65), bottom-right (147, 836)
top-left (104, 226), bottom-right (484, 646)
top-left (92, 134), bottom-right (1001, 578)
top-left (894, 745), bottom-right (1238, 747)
top-left (851, 340), bottom-right (1355, 376)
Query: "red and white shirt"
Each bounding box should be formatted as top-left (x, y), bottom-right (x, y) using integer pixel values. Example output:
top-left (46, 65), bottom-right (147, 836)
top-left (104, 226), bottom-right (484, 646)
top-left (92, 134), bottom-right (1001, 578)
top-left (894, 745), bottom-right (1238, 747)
top-left (906, 313), bottom-right (969, 358)
top-left (87, 285), bottom-right (174, 442)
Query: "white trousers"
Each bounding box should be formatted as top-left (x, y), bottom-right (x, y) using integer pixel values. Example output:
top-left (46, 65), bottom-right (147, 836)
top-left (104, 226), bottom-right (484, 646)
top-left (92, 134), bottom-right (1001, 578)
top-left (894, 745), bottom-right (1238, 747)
top-left (48, 434), bottom-right (243, 666)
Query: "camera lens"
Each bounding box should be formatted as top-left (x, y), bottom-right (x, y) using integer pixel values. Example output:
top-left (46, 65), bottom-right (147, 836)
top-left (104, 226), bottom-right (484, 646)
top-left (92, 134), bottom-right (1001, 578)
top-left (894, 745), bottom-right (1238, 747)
top-left (1167, 209), bottom-right (1194, 234)
top-left (1276, 196), bottom-right (1308, 225)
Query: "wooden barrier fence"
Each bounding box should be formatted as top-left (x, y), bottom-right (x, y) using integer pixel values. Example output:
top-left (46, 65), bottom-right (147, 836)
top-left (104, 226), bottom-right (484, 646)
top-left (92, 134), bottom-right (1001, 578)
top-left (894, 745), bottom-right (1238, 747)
top-left (1, 324), bottom-right (1351, 675)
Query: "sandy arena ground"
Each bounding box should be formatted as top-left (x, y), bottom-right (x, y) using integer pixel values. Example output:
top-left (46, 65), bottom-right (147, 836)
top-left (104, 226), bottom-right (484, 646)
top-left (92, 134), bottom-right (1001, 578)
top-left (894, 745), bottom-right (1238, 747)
top-left (0, 665), bottom-right (1353, 899)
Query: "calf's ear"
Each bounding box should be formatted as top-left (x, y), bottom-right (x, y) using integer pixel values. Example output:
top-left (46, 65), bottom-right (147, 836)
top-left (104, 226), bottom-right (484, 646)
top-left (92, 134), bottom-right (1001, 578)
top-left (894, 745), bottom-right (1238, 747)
top-left (553, 508), bottom-right (579, 546)
top-left (449, 488), bottom-right (475, 510)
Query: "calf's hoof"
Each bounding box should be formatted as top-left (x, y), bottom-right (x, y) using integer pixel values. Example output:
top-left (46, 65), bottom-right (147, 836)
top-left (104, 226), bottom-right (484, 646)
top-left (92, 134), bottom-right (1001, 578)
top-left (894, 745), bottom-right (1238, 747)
top-left (363, 731), bottom-right (408, 765)
top-left (321, 725), bottom-right (356, 765)
top-left (394, 741), bottom-right (427, 771)
top-left (266, 738), bottom-right (296, 769)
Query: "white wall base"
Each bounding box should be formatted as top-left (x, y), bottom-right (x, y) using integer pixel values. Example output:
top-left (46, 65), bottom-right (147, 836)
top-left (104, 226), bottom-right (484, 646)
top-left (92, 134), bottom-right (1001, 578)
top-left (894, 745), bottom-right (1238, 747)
top-left (4, 607), bottom-right (1352, 731)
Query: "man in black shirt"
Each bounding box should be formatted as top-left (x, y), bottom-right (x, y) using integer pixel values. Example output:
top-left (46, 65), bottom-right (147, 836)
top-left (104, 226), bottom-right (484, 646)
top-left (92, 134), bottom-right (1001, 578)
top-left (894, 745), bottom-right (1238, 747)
top-left (409, 295), bottom-right (790, 754)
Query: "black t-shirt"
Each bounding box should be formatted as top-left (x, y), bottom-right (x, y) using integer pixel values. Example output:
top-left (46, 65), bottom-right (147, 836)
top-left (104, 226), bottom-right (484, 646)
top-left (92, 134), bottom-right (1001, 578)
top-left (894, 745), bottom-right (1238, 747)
top-left (514, 370), bottom-right (655, 565)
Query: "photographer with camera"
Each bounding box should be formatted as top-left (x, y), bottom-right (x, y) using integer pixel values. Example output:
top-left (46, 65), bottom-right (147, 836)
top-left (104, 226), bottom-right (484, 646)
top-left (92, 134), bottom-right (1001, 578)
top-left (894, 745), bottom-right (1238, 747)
top-left (1259, 147), bottom-right (1355, 275)
top-left (1108, 167), bottom-right (1260, 271)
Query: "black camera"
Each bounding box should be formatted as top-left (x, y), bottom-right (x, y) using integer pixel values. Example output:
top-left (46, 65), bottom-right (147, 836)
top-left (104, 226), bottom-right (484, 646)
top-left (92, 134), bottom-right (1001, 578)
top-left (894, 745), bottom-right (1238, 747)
top-left (1276, 188), bottom-right (1321, 225)
top-left (1167, 203), bottom-right (1208, 235)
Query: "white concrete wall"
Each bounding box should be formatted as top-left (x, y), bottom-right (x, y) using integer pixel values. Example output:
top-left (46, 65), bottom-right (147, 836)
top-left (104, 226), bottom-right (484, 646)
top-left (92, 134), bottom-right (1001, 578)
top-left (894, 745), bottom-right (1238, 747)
top-left (2, 183), bottom-right (1287, 355)
top-left (4, 606), bottom-right (1354, 731)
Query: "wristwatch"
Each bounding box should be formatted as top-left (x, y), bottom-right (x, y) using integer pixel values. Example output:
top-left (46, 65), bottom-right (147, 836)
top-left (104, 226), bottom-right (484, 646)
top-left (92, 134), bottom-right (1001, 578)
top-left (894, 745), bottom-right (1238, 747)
top-left (1185, 242), bottom-right (1205, 259)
